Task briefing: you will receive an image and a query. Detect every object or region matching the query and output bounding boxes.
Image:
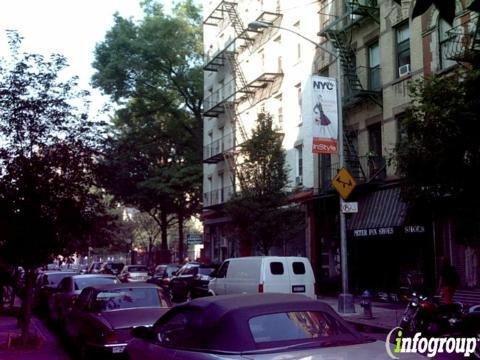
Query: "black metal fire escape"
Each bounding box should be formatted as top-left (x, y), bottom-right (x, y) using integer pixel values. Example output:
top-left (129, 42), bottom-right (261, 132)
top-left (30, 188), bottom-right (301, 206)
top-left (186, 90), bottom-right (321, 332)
top-left (319, 0), bottom-right (382, 108)
top-left (445, 14), bottom-right (480, 66)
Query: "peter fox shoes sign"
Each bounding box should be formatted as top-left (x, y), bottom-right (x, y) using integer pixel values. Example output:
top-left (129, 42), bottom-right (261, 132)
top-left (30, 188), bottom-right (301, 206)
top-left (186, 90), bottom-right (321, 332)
top-left (303, 76), bottom-right (338, 154)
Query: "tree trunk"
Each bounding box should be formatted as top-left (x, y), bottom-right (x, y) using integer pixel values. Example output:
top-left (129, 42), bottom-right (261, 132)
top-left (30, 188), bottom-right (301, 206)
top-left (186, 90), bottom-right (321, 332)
top-left (178, 212), bottom-right (184, 263)
top-left (148, 236), bottom-right (153, 267)
top-left (160, 210), bottom-right (168, 251)
top-left (19, 268), bottom-right (35, 345)
top-left (239, 230), bottom-right (252, 256)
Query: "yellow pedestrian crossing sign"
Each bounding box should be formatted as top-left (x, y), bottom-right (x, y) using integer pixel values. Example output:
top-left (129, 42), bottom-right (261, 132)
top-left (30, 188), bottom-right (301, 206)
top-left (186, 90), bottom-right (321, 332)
top-left (332, 167), bottom-right (356, 200)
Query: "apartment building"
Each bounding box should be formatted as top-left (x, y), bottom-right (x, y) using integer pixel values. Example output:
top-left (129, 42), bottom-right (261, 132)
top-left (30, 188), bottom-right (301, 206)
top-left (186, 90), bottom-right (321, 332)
top-left (202, 0), bottom-right (321, 261)
top-left (202, 0), bottom-right (480, 293)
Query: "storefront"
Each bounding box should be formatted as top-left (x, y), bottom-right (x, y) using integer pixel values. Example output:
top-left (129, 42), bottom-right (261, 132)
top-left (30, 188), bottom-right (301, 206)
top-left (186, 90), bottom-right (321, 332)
top-left (346, 186), bottom-right (435, 294)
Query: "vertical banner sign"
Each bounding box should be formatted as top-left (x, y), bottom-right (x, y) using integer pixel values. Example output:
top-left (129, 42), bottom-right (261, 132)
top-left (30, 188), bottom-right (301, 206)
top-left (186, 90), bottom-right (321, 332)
top-left (303, 76), bottom-right (338, 154)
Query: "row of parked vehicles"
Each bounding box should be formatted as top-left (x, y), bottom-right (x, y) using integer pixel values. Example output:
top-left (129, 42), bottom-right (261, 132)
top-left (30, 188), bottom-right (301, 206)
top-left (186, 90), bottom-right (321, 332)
top-left (30, 256), bottom-right (453, 359)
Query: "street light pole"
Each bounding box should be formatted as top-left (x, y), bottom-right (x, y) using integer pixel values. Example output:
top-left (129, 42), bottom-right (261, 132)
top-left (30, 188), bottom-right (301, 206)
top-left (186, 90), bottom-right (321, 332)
top-left (248, 21), bottom-right (355, 313)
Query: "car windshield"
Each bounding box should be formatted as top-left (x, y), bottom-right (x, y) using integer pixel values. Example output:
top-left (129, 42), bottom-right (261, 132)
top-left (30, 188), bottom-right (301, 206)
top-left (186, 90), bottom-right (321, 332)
top-left (198, 268), bottom-right (214, 275)
top-left (127, 266), bottom-right (148, 273)
top-left (74, 276), bottom-right (119, 290)
top-left (248, 311), bottom-right (356, 345)
top-left (166, 266), bottom-right (178, 276)
top-left (94, 287), bottom-right (165, 311)
top-left (45, 273), bottom-right (72, 286)
top-left (107, 263), bottom-right (124, 272)
top-left (155, 265), bottom-right (167, 274)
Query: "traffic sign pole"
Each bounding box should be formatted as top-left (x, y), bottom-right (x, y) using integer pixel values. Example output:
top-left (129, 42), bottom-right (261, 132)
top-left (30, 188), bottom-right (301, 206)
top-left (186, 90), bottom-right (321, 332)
top-left (336, 51), bottom-right (355, 314)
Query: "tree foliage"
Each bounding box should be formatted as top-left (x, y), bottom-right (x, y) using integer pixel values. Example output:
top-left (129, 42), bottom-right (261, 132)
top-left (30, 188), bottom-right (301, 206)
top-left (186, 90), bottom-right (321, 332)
top-left (0, 32), bottom-right (115, 341)
top-left (394, 69), bottom-right (480, 242)
top-left (225, 113), bottom-right (305, 255)
top-left (93, 1), bottom-right (203, 260)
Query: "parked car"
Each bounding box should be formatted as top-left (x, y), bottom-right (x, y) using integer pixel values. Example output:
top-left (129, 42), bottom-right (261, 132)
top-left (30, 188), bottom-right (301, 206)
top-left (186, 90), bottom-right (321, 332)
top-left (99, 261), bottom-right (125, 275)
top-left (147, 264), bottom-right (180, 291)
top-left (65, 283), bottom-right (172, 358)
top-left (127, 293), bottom-right (424, 359)
top-left (169, 262), bottom-right (216, 302)
top-left (34, 270), bottom-right (79, 314)
top-left (118, 265), bottom-right (149, 283)
top-left (48, 274), bottom-right (120, 324)
top-left (87, 262), bottom-right (102, 274)
top-left (208, 256), bottom-right (316, 299)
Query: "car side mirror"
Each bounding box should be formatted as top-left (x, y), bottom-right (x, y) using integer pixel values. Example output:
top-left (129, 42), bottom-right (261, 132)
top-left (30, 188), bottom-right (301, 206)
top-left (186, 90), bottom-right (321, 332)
top-left (209, 270), bottom-right (217, 278)
top-left (132, 326), bottom-right (155, 340)
top-left (171, 271), bottom-right (178, 276)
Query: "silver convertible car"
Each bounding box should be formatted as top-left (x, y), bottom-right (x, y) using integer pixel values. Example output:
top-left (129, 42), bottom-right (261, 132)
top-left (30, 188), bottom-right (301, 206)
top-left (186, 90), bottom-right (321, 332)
top-left (127, 293), bottom-right (424, 359)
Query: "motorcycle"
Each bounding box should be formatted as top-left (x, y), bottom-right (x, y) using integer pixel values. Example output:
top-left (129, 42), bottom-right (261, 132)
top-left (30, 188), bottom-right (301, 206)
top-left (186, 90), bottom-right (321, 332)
top-left (399, 292), bottom-right (464, 336)
top-left (399, 293), bottom-right (480, 358)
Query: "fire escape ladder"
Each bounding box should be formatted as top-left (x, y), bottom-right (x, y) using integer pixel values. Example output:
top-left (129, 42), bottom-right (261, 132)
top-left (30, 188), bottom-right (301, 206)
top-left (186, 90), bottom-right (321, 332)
top-left (223, 2), bottom-right (254, 49)
top-left (327, 30), bottom-right (363, 94)
top-left (223, 150), bottom-right (237, 189)
top-left (224, 103), bottom-right (248, 144)
top-left (347, 0), bottom-right (380, 25)
top-left (224, 52), bottom-right (255, 103)
top-left (472, 17), bottom-right (480, 52)
top-left (343, 132), bottom-right (366, 182)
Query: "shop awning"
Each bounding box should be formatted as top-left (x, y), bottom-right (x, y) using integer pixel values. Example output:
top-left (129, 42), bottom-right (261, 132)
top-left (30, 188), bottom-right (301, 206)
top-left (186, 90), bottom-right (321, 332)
top-left (347, 187), bottom-right (408, 235)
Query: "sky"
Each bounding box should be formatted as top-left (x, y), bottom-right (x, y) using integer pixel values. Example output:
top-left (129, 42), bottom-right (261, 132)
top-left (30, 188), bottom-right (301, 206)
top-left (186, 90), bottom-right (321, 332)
top-left (0, 0), bottom-right (147, 119)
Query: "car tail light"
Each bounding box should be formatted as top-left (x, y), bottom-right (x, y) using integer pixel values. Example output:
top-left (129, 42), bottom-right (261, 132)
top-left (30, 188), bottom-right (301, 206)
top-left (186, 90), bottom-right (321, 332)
top-left (103, 331), bottom-right (118, 344)
top-left (258, 283), bottom-right (264, 293)
top-left (162, 278), bottom-right (170, 285)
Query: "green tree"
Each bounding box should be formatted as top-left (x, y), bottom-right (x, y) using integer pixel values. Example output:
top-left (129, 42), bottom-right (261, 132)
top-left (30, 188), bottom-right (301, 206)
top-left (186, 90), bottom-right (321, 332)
top-left (394, 69), bottom-right (480, 243)
top-left (225, 113), bottom-right (305, 255)
top-left (0, 32), bottom-right (112, 342)
top-left (93, 0), bottom-right (203, 260)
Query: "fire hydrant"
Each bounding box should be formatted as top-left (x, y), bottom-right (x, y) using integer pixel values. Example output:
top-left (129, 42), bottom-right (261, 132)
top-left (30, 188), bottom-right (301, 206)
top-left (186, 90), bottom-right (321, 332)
top-left (360, 290), bottom-right (373, 319)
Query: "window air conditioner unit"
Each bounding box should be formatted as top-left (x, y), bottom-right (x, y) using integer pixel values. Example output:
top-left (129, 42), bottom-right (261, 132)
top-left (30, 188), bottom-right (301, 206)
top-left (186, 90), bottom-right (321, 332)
top-left (295, 176), bottom-right (303, 186)
top-left (398, 64), bottom-right (411, 77)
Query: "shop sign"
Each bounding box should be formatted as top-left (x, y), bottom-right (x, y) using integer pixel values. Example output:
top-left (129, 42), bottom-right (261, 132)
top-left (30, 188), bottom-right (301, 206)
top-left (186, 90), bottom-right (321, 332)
top-left (187, 234), bottom-right (203, 244)
top-left (404, 225), bottom-right (426, 234)
top-left (353, 227), bottom-right (395, 237)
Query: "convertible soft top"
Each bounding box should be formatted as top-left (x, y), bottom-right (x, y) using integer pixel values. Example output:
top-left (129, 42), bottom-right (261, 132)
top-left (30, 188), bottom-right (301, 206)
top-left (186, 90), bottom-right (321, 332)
top-left (156, 293), bottom-right (363, 352)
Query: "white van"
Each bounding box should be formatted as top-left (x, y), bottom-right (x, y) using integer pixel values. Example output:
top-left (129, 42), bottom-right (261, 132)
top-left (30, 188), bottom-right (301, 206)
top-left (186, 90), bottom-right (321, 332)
top-left (208, 256), bottom-right (316, 299)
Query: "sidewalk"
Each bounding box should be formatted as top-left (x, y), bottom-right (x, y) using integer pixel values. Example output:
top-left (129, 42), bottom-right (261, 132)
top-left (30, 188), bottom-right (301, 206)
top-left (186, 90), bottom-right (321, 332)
top-left (0, 302), bottom-right (69, 360)
top-left (318, 296), bottom-right (405, 334)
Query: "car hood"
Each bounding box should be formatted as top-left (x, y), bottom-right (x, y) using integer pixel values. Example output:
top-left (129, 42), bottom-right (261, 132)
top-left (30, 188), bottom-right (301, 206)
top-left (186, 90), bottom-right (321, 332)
top-left (100, 307), bottom-right (168, 330)
top-left (242, 340), bottom-right (425, 360)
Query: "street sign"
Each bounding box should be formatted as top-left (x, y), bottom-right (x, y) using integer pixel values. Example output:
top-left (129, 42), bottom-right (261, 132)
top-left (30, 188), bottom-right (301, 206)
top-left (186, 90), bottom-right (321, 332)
top-left (187, 234), bottom-right (203, 245)
top-left (332, 167), bottom-right (357, 200)
top-left (340, 200), bottom-right (358, 213)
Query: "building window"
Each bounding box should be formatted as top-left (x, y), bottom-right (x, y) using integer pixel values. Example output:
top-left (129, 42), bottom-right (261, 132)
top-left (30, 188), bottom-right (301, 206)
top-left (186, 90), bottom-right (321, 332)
top-left (219, 172), bottom-right (224, 202)
top-left (368, 41), bottom-right (381, 90)
top-left (396, 22), bottom-right (410, 77)
top-left (367, 123), bottom-right (382, 177)
top-left (274, 36), bottom-right (282, 71)
top-left (259, 49), bottom-right (265, 71)
top-left (275, 94), bottom-right (283, 129)
top-left (294, 21), bottom-right (301, 60)
top-left (295, 145), bottom-right (303, 184)
top-left (438, 19), bottom-right (455, 70)
top-left (296, 83), bottom-right (302, 125)
top-left (319, 154), bottom-right (331, 191)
